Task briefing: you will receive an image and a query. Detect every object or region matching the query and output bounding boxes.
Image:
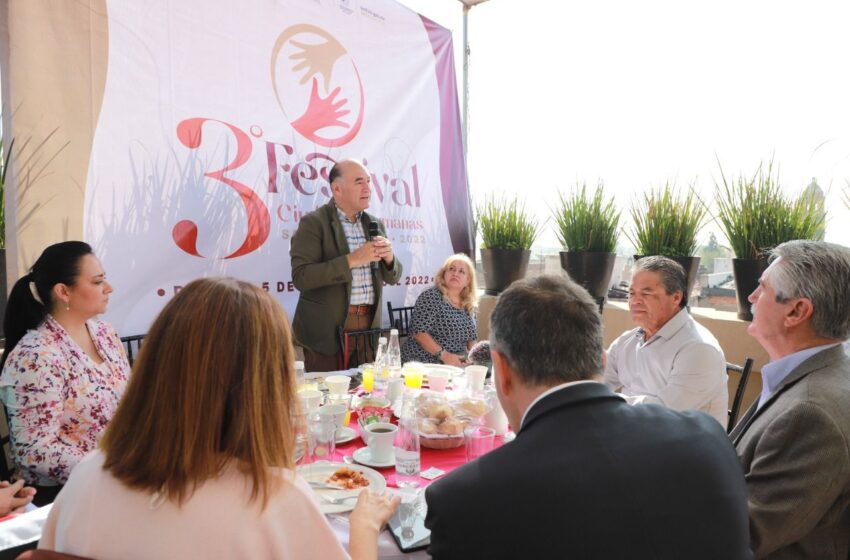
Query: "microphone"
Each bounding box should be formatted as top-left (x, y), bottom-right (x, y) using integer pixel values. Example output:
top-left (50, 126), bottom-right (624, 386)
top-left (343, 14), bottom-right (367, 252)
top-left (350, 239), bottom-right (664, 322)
top-left (368, 222), bottom-right (380, 271)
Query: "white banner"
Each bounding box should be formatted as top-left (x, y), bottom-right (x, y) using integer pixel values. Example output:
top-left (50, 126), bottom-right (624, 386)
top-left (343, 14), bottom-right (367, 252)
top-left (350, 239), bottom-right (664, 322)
top-left (85, 0), bottom-right (471, 336)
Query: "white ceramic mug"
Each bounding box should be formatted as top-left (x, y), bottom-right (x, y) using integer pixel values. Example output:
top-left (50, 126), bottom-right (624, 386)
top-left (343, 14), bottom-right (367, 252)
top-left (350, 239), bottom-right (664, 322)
top-left (362, 422), bottom-right (398, 463)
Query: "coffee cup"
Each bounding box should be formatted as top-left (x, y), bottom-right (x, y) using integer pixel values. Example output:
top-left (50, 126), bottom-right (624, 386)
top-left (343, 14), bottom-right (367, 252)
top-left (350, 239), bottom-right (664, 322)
top-left (362, 422), bottom-right (398, 463)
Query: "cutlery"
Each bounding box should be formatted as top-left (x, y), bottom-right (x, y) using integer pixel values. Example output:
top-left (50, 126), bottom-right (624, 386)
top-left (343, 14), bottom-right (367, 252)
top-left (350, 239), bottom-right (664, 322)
top-left (308, 481), bottom-right (346, 491)
top-left (319, 493), bottom-right (359, 505)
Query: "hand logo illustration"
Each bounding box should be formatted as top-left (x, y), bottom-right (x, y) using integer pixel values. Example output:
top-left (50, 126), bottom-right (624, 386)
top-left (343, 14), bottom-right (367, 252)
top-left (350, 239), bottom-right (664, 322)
top-left (271, 24), bottom-right (364, 147)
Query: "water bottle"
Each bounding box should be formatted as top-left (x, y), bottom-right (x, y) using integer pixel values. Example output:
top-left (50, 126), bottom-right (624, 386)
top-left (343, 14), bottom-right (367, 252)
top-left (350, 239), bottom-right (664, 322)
top-left (374, 337), bottom-right (388, 395)
top-left (387, 328), bottom-right (402, 375)
top-left (395, 393), bottom-right (420, 488)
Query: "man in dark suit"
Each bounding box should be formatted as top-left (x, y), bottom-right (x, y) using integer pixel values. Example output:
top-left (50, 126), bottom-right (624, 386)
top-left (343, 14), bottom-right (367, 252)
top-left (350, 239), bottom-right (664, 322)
top-left (730, 240), bottom-right (850, 558)
top-left (290, 159), bottom-right (402, 371)
top-left (424, 274), bottom-right (751, 560)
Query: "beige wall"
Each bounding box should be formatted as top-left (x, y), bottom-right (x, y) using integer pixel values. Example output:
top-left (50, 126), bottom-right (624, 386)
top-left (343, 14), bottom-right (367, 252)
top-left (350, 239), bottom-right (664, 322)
top-left (477, 296), bottom-right (765, 413)
top-left (1, 0), bottom-right (108, 282)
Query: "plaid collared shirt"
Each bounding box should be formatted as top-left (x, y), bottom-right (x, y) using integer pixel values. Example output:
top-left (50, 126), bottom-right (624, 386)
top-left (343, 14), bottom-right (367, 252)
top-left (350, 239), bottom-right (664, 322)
top-left (337, 207), bottom-right (375, 305)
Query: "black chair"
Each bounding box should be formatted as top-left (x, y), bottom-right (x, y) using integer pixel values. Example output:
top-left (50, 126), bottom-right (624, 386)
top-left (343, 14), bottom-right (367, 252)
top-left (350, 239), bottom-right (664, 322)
top-left (386, 302), bottom-right (415, 338)
top-left (337, 326), bottom-right (389, 369)
top-left (0, 401), bottom-right (13, 482)
top-left (727, 357), bottom-right (754, 433)
top-left (119, 334), bottom-right (145, 367)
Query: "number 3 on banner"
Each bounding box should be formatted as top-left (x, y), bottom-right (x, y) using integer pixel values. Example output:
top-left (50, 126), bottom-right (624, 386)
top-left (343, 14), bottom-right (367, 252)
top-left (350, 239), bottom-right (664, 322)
top-left (173, 117), bottom-right (271, 259)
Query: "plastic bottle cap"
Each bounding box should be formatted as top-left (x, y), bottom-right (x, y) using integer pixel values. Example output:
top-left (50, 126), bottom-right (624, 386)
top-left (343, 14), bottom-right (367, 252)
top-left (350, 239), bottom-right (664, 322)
top-left (379, 337), bottom-right (387, 343)
top-left (391, 329), bottom-right (399, 335)
top-left (294, 361), bottom-right (304, 368)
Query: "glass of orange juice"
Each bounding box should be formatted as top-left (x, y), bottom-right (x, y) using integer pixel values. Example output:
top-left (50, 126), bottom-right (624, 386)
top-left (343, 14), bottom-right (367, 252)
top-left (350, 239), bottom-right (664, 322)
top-left (403, 363), bottom-right (424, 390)
top-left (361, 364), bottom-right (375, 394)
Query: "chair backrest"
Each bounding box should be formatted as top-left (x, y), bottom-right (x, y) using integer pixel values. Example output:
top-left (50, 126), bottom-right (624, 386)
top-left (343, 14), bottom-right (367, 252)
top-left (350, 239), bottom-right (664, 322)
top-left (119, 334), bottom-right (145, 367)
top-left (727, 357), bottom-right (755, 433)
top-left (0, 400), bottom-right (14, 481)
top-left (337, 326), bottom-right (389, 369)
top-left (386, 302), bottom-right (415, 338)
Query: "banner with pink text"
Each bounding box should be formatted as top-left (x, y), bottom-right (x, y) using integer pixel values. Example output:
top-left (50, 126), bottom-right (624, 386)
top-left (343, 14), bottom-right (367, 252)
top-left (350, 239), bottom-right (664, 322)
top-left (84, 0), bottom-right (472, 336)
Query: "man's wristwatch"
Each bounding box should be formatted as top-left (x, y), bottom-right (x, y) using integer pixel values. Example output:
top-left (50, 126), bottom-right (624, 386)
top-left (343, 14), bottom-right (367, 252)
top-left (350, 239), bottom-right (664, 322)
top-left (433, 348), bottom-right (444, 361)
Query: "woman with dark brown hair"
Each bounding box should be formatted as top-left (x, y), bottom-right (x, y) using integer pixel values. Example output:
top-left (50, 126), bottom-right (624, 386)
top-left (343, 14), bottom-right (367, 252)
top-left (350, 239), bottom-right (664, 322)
top-left (0, 241), bottom-right (129, 505)
top-left (39, 277), bottom-right (398, 559)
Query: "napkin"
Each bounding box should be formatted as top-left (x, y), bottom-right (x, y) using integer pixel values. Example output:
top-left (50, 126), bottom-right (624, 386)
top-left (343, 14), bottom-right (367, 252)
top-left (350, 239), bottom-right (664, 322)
top-left (420, 467), bottom-right (445, 480)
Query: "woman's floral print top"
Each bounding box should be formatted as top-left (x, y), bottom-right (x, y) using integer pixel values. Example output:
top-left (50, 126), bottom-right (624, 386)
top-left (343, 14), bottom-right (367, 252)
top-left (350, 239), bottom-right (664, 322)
top-left (0, 315), bottom-right (130, 485)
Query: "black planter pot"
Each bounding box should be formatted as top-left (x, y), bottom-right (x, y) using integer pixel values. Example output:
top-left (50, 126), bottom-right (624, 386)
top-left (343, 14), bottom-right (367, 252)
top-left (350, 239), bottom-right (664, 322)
top-left (732, 257), bottom-right (769, 321)
top-left (559, 251), bottom-right (616, 301)
top-left (633, 255), bottom-right (701, 305)
top-left (480, 248), bottom-right (531, 295)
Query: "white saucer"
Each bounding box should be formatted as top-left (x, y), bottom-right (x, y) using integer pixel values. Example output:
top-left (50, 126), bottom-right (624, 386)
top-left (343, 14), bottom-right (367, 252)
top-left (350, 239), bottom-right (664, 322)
top-left (335, 426), bottom-right (357, 444)
top-left (352, 446), bottom-right (395, 468)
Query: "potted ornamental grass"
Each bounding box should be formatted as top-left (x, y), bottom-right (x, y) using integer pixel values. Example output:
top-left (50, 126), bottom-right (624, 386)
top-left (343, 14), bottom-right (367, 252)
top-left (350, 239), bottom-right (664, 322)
top-left (551, 181), bottom-right (620, 303)
top-left (715, 159), bottom-right (825, 320)
top-left (628, 181), bottom-right (708, 299)
top-left (477, 194), bottom-right (541, 295)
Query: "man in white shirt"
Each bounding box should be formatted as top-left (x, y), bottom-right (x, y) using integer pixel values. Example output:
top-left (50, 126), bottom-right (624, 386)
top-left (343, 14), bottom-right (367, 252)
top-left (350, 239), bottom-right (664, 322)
top-left (730, 240), bottom-right (850, 558)
top-left (604, 256), bottom-right (728, 425)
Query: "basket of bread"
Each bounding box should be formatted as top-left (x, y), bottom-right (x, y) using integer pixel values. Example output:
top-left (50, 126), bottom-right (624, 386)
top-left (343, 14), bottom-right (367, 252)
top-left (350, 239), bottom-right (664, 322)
top-left (415, 391), bottom-right (490, 449)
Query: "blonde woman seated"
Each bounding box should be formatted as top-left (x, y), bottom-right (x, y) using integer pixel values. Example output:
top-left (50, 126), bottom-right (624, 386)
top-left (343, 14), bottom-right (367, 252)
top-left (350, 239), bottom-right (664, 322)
top-left (401, 254), bottom-right (478, 367)
top-left (40, 278), bottom-right (398, 559)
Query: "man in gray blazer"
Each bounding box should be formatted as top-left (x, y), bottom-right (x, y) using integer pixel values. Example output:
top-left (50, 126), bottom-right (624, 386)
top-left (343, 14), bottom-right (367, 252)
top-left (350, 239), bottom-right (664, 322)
top-left (730, 240), bottom-right (850, 558)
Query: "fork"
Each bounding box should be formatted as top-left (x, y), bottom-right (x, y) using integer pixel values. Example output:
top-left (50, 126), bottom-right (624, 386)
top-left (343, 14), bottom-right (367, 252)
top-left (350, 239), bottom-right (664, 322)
top-left (319, 493), bottom-right (359, 505)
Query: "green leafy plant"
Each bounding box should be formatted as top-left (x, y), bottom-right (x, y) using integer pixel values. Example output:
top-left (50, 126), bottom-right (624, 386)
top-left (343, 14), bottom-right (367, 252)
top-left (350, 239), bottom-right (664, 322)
top-left (551, 181), bottom-right (620, 253)
top-left (715, 160), bottom-right (825, 260)
top-left (628, 181), bottom-right (707, 257)
top-left (477, 194), bottom-right (541, 250)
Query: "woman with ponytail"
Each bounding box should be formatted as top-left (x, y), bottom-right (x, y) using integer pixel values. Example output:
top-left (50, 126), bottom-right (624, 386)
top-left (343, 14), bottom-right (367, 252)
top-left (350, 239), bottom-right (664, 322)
top-left (0, 241), bottom-right (130, 505)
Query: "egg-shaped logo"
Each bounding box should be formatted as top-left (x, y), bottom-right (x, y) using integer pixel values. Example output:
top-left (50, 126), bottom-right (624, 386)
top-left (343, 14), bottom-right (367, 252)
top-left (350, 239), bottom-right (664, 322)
top-left (271, 24), bottom-right (365, 147)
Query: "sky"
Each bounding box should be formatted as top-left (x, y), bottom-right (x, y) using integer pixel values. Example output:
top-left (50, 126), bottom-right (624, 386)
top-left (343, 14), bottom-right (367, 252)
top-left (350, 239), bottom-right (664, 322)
top-left (397, 0), bottom-right (850, 251)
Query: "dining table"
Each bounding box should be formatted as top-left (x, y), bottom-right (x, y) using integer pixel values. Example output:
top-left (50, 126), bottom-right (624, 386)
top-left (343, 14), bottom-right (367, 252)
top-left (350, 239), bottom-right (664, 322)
top-left (0, 369), bottom-right (506, 559)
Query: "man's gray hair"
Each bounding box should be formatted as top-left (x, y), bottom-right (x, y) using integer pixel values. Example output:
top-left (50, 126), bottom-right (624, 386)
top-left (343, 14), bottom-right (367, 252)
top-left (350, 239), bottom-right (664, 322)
top-left (769, 240), bottom-right (850, 340)
top-left (489, 274), bottom-right (603, 386)
top-left (632, 256), bottom-right (688, 308)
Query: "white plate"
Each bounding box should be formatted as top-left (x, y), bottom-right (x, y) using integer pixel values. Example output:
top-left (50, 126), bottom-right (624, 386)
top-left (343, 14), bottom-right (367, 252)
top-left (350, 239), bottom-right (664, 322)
top-left (297, 462), bottom-right (386, 514)
top-left (335, 426), bottom-right (357, 444)
top-left (423, 364), bottom-right (463, 379)
top-left (352, 446), bottom-right (396, 468)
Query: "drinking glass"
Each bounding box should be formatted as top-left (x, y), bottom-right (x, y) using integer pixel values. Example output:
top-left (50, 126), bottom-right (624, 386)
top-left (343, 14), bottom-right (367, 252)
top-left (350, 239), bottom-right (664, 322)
top-left (361, 364), bottom-right (375, 394)
top-left (326, 393), bottom-right (352, 427)
top-left (403, 363), bottom-right (424, 390)
top-left (464, 426), bottom-right (496, 462)
top-left (307, 413), bottom-right (336, 466)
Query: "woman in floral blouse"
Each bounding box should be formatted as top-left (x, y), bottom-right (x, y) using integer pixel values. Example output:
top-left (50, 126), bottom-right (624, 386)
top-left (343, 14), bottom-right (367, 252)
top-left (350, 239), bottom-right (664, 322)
top-left (0, 241), bottom-right (130, 506)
